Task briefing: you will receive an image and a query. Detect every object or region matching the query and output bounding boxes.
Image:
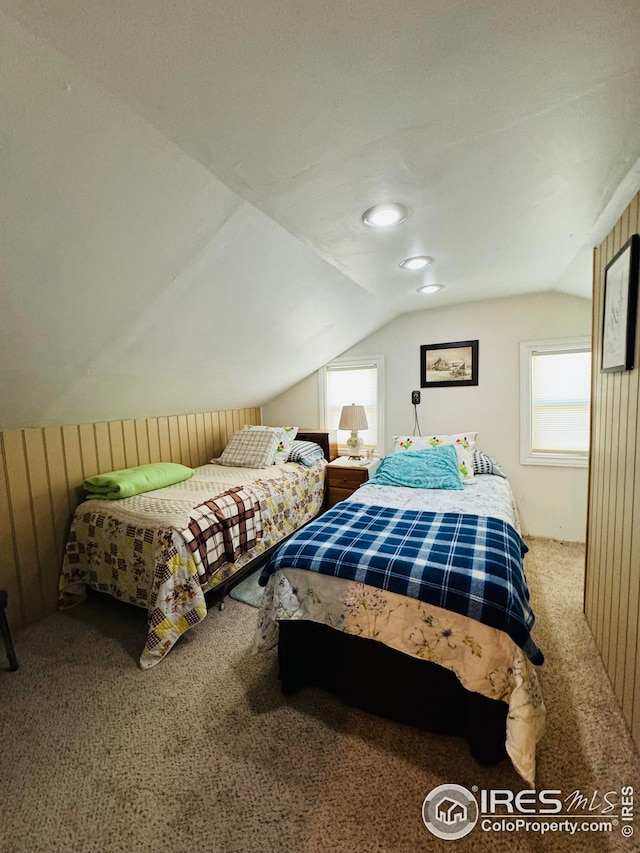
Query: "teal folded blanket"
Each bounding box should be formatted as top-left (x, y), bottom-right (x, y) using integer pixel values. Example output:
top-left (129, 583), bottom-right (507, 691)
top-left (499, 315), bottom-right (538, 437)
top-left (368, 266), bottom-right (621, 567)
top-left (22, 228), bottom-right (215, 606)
top-left (83, 462), bottom-right (194, 500)
top-left (367, 446), bottom-right (463, 490)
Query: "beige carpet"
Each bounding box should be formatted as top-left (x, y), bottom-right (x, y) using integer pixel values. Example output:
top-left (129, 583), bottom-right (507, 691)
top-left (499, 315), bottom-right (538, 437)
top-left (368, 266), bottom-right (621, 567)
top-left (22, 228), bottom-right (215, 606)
top-left (1, 538), bottom-right (639, 853)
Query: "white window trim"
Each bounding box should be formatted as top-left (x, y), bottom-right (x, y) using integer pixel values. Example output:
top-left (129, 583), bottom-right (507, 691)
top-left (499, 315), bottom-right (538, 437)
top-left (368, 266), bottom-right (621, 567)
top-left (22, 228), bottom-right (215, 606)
top-left (318, 355), bottom-right (385, 455)
top-left (520, 336), bottom-right (590, 468)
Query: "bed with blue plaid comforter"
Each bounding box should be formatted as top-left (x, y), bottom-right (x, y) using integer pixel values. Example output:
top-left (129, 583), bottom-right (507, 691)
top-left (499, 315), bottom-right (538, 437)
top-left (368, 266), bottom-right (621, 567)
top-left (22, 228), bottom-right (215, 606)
top-left (259, 500), bottom-right (543, 665)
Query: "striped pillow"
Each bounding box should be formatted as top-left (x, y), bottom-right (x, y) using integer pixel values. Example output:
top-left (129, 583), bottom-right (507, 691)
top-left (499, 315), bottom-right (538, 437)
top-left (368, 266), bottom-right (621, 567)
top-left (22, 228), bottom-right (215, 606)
top-left (287, 440), bottom-right (326, 466)
top-left (215, 429), bottom-right (281, 468)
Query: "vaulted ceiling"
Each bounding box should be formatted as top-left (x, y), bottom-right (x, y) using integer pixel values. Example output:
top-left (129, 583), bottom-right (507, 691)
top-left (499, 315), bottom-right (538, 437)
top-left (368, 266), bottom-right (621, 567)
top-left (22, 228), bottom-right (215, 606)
top-left (1, 1), bottom-right (639, 428)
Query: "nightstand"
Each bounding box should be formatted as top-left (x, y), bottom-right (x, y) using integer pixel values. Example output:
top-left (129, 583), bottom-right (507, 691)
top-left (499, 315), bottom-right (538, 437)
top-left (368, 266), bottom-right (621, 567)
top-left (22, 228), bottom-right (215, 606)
top-left (326, 456), bottom-right (380, 508)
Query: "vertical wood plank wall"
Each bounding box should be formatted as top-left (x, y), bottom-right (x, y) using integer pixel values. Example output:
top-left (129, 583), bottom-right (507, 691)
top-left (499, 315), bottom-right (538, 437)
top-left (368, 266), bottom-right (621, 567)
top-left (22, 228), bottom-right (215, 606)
top-left (0, 406), bottom-right (260, 632)
top-left (585, 191), bottom-right (640, 749)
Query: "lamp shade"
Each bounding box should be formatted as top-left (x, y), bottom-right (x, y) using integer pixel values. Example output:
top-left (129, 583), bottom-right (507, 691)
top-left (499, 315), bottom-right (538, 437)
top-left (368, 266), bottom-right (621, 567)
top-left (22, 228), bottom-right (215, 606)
top-left (338, 404), bottom-right (368, 432)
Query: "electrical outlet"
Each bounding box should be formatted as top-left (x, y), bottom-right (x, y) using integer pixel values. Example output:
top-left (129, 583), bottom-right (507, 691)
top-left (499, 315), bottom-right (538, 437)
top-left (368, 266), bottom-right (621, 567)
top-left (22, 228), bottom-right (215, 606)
top-left (411, 390), bottom-right (421, 405)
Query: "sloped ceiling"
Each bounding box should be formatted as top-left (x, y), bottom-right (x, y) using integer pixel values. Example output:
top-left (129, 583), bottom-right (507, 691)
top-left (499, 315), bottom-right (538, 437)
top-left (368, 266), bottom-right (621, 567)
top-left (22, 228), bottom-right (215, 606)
top-left (1, 1), bottom-right (639, 429)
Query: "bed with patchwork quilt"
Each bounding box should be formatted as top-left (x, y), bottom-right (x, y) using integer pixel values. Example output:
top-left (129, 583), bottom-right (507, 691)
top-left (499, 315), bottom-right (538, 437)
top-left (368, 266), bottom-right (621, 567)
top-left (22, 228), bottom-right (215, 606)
top-left (60, 457), bottom-right (326, 668)
top-left (254, 445), bottom-right (545, 785)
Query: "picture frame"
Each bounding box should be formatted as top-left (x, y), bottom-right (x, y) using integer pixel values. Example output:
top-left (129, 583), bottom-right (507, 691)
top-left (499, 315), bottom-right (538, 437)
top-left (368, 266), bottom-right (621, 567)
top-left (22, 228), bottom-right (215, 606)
top-left (420, 340), bottom-right (479, 388)
top-left (601, 233), bottom-right (639, 373)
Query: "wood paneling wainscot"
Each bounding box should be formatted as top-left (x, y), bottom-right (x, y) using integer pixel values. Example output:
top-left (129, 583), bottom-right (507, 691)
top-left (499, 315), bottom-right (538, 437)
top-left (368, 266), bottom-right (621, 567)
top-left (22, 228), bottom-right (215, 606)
top-left (585, 190), bottom-right (640, 749)
top-left (0, 407), bottom-right (261, 632)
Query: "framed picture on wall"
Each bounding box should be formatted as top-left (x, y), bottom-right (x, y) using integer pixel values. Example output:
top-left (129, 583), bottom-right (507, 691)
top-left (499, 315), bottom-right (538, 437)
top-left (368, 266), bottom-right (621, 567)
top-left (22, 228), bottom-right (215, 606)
top-left (601, 233), bottom-right (639, 372)
top-left (420, 340), bottom-right (479, 388)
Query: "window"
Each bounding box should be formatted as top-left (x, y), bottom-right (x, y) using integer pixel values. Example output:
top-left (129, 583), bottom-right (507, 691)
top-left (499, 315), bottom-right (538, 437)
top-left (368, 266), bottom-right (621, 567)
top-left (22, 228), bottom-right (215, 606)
top-left (520, 337), bottom-right (591, 467)
top-left (319, 356), bottom-right (384, 454)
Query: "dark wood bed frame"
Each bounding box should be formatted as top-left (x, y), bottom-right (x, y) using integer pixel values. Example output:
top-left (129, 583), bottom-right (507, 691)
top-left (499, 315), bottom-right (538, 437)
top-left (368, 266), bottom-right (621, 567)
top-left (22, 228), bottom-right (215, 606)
top-left (295, 429), bottom-right (339, 462)
top-left (218, 429), bottom-right (509, 765)
top-left (277, 619), bottom-right (509, 767)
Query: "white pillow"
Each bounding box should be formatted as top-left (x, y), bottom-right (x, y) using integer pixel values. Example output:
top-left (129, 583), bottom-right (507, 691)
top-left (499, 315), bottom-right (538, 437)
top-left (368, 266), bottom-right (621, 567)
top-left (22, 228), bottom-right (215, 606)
top-left (215, 429), bottom-right (282, 468)
top-left (392, 432), bottom-right (478, 482)
top-left (392, 436), bottom-right (432, 453)
top-left (243, 424), bottom-right (298, 464)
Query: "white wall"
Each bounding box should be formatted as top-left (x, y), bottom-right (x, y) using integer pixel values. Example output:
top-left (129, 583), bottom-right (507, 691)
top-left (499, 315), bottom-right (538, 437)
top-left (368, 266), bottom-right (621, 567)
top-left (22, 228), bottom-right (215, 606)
top-left (0, 13), bottom-right (393, 430)
top-left (264, 291), bottom-right (592, 542)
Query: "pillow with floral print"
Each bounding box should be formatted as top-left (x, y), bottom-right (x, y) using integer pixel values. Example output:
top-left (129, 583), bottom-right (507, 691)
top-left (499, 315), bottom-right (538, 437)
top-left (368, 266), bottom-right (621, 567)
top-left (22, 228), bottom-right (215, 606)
top-left (243, 425), bottom-right (298, 464)
top-left (422, 432), bottom-right (478, 483)
top-left (392, 435), bottom-right (433, 453)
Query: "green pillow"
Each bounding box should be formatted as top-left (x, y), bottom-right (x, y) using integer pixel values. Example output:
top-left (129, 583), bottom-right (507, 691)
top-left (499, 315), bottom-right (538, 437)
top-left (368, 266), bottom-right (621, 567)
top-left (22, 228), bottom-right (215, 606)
top-left (83, 462), bottom-right (194, 500)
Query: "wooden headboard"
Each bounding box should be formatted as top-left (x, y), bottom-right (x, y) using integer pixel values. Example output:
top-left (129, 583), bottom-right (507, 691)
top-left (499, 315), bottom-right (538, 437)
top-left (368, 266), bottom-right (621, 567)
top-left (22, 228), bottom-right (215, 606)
top-left (296, 429), bottom-right (339, 462)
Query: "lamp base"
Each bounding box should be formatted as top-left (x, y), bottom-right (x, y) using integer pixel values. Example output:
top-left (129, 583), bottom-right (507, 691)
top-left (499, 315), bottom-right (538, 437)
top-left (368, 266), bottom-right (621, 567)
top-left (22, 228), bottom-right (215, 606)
top-left (346, 431), bottom-right (364, 460)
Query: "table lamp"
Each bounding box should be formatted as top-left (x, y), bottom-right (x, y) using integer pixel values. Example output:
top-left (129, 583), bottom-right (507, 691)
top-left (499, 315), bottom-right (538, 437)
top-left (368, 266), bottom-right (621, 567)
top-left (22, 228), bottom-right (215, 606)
top-left (338, 403), bottom-right (368, 459)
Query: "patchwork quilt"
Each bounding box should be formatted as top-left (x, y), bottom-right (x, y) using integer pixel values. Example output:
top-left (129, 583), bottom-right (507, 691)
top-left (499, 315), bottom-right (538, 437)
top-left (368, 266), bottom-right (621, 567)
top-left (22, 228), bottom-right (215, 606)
top-left (60, 460), bottom-right (326, 668)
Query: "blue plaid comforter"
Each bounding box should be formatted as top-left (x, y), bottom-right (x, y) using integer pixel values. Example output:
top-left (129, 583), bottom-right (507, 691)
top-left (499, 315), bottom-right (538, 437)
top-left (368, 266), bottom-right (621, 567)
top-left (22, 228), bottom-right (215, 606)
top-left (259, 501), bottom-right (543, 665)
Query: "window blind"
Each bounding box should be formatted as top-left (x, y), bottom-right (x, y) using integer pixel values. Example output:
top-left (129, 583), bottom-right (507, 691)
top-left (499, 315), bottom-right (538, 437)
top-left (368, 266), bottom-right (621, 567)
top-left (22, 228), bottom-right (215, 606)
top-left (326, 363), bottom-right (378, 448)
top-left (531, 350), bottom-right (591, 454)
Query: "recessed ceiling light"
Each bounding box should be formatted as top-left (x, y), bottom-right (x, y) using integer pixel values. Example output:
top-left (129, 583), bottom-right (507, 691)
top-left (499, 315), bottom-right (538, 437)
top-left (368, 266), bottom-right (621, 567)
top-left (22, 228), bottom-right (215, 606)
top-left (400, 255), bottom-right (434, 270)
top-left (362, 203), bottom-right (408, 227)
top-left (417, 284), bottom-right (444, 295)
